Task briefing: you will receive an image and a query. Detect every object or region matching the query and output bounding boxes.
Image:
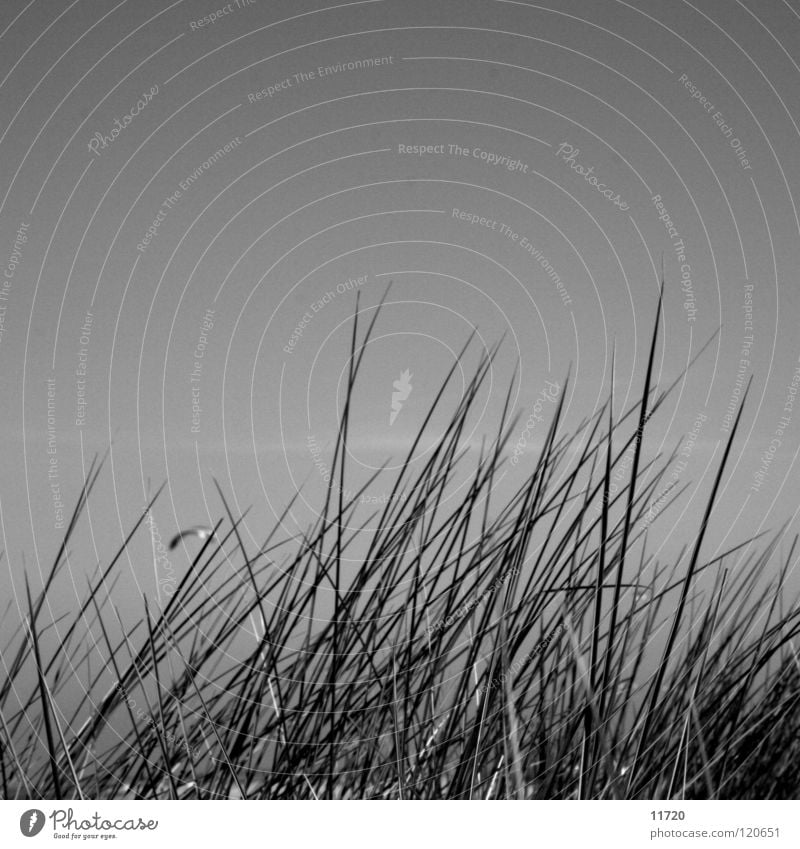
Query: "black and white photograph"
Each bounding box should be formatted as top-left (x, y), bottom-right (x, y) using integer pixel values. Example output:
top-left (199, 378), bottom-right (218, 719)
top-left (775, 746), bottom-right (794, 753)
top-left (1, 0), bottom-right (799, 843)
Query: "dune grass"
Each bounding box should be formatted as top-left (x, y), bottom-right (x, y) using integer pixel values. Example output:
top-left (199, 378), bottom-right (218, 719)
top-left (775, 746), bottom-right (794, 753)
top-left (2, 289), bottom-right (799, 800)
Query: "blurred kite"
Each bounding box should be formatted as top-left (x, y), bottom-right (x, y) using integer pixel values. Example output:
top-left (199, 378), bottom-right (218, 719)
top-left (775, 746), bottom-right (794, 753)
top-left (169, 526), bottom-right (214, 550)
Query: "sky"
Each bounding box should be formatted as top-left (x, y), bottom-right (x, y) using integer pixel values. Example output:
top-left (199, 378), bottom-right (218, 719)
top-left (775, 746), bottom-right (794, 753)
top-left (2, 0), bottom-right (800, 618)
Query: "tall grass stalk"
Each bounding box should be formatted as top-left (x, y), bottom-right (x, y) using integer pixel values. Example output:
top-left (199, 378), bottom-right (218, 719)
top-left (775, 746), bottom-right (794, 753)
top-left (2, 296), bottom-right (799, 800)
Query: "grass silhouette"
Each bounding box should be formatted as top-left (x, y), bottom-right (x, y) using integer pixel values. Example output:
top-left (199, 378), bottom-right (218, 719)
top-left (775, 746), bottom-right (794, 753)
top-left (2, 288), bottom-right (799, 800)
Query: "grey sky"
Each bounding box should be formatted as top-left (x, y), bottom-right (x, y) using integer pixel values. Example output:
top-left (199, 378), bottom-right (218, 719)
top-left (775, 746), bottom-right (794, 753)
top-left (2, 0), bottom-right (800, 611)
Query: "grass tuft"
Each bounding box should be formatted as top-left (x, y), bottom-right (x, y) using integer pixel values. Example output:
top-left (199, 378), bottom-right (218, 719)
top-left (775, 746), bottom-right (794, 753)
top-left (1, 295), bottom-right (798, 800)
